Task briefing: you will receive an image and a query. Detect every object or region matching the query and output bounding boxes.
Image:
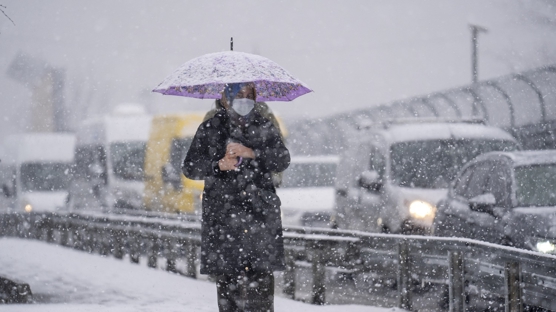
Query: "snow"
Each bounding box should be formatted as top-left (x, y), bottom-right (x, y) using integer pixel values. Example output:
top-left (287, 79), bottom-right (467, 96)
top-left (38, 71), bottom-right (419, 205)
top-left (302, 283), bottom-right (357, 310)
top-left (489, 150), bottom-right (556, 167)
top-left (2, 134), bottom-right (75, 164)
top-left (78, 115), bottom-right (152, 145)
top-left (278, 187), bottom-right (335, 212)
top-left (0, 238), bottom-right (401, 312)
top-left (290, 155), bottom-right (340, 164)
top-left (382, 122), bottom-right (516, 145)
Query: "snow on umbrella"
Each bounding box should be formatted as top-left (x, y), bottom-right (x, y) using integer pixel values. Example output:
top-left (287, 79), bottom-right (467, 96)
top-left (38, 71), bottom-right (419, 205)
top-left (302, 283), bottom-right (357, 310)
top-left (153, 51), bottom-right (312, 101)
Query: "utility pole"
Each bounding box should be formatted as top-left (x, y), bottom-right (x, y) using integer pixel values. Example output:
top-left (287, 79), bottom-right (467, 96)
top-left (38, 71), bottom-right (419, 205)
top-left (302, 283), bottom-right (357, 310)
top-left (469, 24), bottom-right (488, 84)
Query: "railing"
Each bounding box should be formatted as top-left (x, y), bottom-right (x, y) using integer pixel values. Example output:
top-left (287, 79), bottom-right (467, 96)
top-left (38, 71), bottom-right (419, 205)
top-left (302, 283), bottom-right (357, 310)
top-left (1, 211), bottom-right (555, 312)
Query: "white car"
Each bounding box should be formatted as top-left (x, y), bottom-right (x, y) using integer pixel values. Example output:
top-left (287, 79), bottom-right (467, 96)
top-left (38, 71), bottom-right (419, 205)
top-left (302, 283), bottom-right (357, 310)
top-left (277, 155), bottom-right (339, 228)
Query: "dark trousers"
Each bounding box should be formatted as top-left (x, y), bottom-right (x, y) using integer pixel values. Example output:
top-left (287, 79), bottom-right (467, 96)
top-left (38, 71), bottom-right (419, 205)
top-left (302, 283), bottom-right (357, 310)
top-left (216, 271), bottom-right (274, 312)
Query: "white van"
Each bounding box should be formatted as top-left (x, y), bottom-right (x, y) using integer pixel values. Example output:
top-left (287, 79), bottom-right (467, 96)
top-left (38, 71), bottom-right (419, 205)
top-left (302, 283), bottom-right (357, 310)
top-left (68, 104), bottom-right (151, 210)
top-left (0, 133), bottom-right (75, 212)
top-left (334, 119), bottom-right (519, 234)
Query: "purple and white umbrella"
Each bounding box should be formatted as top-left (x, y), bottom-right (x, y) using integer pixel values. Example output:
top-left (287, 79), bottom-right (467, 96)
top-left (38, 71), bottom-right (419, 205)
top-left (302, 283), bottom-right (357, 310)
top-left (153, 51), bottom-right (312, 102)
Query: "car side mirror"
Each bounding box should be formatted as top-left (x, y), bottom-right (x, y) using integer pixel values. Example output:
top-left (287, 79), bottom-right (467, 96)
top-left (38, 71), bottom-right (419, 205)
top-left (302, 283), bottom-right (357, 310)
top-left (358, 170), bottom-right (382, 192)
top-left (1, 183), bottom-right (14, 198)
top-left (469, 193), bottom-right (496, 214)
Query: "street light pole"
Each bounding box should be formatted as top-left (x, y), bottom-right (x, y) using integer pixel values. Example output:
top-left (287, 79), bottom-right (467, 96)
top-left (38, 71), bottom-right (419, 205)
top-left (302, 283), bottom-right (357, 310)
top-left (469, 24), bottom-right (488, 84)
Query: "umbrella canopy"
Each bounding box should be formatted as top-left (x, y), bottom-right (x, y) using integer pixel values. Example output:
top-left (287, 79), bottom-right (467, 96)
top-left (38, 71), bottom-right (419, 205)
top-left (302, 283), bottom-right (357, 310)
top-left (153, 51), bottom-right (312, 101)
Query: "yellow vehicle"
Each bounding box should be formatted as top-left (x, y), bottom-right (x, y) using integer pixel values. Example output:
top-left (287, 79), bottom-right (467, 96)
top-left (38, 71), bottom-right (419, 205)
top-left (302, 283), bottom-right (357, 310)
top-left (143, 107), bottom-right (287, 214)
top-left (143, 113), bottom-right (206, 214)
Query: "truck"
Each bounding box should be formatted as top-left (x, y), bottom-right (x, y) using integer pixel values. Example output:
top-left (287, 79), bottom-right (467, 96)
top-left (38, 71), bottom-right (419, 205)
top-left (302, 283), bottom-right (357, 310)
top-left (143, 113), bottom-right (206, 214)
top-left (68, 104), bottom-right (152, 211)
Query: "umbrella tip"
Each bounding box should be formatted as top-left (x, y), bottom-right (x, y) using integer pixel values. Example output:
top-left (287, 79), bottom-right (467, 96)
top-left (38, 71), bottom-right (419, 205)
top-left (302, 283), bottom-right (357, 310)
top-left (230, 37), bottom-right (233, 51)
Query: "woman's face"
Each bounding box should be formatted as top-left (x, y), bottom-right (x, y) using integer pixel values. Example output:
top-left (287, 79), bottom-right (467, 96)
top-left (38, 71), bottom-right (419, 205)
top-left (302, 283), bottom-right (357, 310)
top-left (221, 85), bottom-right (256, 110)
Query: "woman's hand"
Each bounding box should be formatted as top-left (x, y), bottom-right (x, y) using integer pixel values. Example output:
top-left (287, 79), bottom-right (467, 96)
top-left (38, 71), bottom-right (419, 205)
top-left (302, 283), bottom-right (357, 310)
top-left (226, 142), bottom-right (255, 159)
top-left (218, 154), bottom-right (238, 171)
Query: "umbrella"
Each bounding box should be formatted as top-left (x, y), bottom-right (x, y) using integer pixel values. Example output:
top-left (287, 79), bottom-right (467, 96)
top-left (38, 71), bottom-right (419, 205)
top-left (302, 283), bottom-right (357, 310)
top-left (153, 51), bottom-right (312, 101)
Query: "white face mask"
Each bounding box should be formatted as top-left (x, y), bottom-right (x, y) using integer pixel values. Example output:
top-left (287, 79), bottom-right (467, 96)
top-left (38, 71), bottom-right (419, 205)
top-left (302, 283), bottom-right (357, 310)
top-left (231, 98), bottom-right (255, 116)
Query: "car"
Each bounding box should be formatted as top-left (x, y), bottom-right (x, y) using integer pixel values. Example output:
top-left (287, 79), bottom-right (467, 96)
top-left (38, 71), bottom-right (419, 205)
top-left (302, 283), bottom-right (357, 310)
top-left (433, 150), bottom-right (556, 253)
top-left (277, 155), bottom-right (339, 228)
top-left (335, 118), bottom-right (520, 234)
top-left (1, 133), bottom-right (75, 213)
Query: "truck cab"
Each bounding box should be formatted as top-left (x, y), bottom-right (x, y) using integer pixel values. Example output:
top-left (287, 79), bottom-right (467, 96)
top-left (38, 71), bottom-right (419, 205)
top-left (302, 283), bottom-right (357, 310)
top-left (68, 104), bottom-right (152, 210)
top-left (143, 113), bottom-right (206, 214)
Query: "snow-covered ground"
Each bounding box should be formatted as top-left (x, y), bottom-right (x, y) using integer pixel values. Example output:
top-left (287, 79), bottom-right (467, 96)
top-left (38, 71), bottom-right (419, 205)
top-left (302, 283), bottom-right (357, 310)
top-left (0, 238), bottom-right (402, 312)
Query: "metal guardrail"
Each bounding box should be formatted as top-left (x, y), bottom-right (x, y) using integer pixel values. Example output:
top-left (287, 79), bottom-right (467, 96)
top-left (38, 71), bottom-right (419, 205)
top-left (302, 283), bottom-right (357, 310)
top-left (1, 212), bottom-right (555, 311)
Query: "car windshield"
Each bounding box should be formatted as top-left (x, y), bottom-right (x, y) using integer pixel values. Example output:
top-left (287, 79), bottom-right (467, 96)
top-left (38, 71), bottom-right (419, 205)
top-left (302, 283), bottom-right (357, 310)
top-left (391, 139), bottom-right (517, 189)
top-left (110, 142), bottom-right (146, 181)
top-left (20, 162), bottom-right (71, 192)
top-left (282, 162), bottom-right (337, 188)
top-left (515, 164), bottom-right (556, 207)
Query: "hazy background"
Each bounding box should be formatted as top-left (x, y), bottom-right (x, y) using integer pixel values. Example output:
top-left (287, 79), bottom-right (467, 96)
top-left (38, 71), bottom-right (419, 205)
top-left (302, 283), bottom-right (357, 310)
top-left (1, 0), bottom-right (556, 139)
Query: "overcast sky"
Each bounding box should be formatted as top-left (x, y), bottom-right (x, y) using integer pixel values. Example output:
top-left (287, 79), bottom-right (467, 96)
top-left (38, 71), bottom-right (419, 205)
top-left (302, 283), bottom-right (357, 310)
top-left (1, 0), bottom-right (556, 138)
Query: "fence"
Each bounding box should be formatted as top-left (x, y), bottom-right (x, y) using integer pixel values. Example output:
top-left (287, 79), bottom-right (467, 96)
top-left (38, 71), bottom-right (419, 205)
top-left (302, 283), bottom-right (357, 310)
top-left (1, 211), bottom-right (555, 311)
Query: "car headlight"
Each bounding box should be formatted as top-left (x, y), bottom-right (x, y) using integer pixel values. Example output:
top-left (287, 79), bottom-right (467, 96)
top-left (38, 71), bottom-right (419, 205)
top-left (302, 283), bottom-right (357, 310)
top-left (24, 204), bottom-right (33, 213)
top-left (526, 237), bottom-right (556, 254)
top-left (536, 241), bottom-right (556, 254)
top-left (408, 200), bottom-right (435, 219)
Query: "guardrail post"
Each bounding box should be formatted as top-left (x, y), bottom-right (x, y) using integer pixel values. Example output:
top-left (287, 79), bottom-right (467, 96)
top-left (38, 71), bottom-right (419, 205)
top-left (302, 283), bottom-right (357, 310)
top-left (283, 248), bottom-right (296, 299)
top-left (505, 261), bottom-right (523, 312)
top-left (45, 217), bottom-right (55, 243)
top-left (148, 236), bottom-right (158, 268)
top-left (398, 241), bottom-right (412, 311)
top-left (113, 229), bottom-right (124, 259)
top-left (185, 240), bottom-right (197, 278)
top-left (129, 234), bottom-right (140, 264)
top-left (166, 237), bottom-right (177, 273)
top-left (60, 221), bottom-right (69, 246)
top-left (448, 251), bottom-right (465, 312)
top-left (311, 240), bottom-right (326, 305)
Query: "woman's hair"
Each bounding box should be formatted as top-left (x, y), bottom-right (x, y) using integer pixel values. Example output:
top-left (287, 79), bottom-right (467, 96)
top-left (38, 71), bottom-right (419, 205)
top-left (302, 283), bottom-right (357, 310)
top-left (223, 82), bottom-right (256, 104)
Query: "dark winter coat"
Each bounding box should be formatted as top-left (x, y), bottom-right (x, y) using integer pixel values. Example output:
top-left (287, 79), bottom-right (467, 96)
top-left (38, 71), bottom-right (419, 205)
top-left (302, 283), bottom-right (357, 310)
top-left (182, 109), bottom-right (290, 275)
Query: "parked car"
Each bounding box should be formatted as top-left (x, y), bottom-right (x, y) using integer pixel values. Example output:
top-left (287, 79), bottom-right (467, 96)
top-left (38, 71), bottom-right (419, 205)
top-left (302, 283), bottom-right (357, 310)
top-left (335, 119), bottom-right (519, 234)
top-left (433, 150), bottom-right (556, 253)
top-left (277, 155), bottom-right (339, 228)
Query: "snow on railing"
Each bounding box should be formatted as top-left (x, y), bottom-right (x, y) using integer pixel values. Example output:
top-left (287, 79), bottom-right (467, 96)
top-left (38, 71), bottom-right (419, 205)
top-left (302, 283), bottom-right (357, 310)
top-left (1, 211), bottom-right (555, 311)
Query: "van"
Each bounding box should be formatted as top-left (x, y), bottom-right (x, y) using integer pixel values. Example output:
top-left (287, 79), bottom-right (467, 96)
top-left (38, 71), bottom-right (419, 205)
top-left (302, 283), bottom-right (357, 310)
top-left (0, 133), bottom-right (75, 212)
top-left (68, 104), bottom-right (152, 210)
top-left (143, 113), bottom-right (206, 214)
top-left (334, 119), bottom-right (519, 234)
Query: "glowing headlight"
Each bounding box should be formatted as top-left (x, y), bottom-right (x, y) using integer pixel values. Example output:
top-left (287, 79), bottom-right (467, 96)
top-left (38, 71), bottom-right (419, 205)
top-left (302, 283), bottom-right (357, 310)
top-left (408, 200), bottom-right (434, 219)
top-left (24, 204), bottom-right (33, 213)
top-left (536, 241), bottom-right (556, 254)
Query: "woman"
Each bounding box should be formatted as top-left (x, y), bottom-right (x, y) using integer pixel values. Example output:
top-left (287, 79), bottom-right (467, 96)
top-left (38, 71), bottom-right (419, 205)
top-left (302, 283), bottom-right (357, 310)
top-left (182, 82), bottom-right (290, 311)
